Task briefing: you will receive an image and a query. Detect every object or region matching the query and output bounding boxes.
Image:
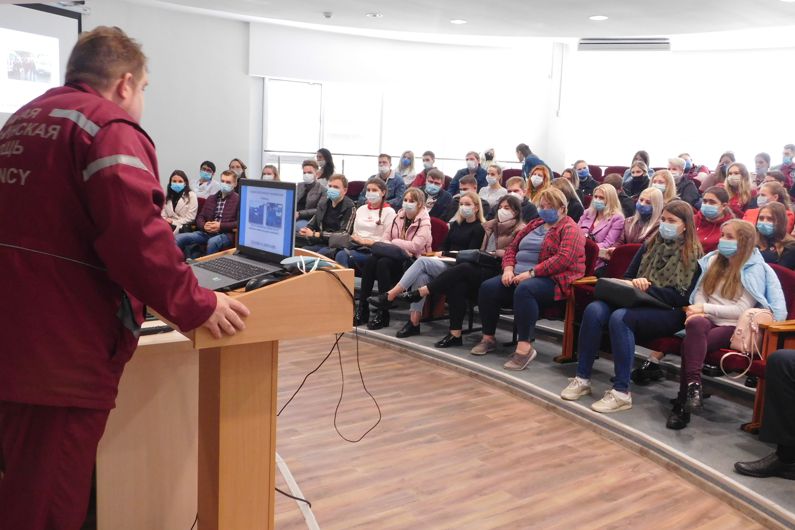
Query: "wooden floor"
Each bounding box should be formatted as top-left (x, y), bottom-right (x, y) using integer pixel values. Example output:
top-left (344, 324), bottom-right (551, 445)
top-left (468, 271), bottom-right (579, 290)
top-left (274, 335), bottom-right (763, 529)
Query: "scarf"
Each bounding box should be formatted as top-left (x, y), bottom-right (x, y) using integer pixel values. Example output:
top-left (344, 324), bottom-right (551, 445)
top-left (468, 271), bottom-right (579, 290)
top-left (638, 236), bottom-right (698, 294)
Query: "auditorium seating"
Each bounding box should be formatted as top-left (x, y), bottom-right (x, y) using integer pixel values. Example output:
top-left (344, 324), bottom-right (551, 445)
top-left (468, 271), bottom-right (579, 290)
top-left (347, 180), bottom-right (365, 200)
top-left (604, 166), bottom-right (629, 177)
top-left (429, 217), bottom-right (449, 252)
top-left (502, 168), bottom-right (522, 186)
top-left (588, 165), bottom-right (603, 182)
top-left (443, 175), bottom-right (452, 190)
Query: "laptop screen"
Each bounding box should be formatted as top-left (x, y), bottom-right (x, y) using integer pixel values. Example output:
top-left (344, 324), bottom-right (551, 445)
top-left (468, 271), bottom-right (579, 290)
top-left (237, 179), bottom-right (296, 262)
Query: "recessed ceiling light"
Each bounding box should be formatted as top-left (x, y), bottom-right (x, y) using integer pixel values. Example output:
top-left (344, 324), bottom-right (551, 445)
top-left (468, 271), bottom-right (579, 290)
top-left (449, 19), bottom-right (468, 25)
top-left (589, 15), bottom-right (609, 21)
top-left (365, 12), bottom-right (383, 18)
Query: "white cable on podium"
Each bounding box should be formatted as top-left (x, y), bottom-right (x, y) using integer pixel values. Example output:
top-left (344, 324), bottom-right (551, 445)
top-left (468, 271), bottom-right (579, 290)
top-left (276, 452), bottom-right (320, 530)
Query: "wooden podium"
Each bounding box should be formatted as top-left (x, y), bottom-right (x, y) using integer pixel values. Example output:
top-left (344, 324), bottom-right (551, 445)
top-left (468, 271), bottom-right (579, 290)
top-left (97, 251), bottom-right (353, 530)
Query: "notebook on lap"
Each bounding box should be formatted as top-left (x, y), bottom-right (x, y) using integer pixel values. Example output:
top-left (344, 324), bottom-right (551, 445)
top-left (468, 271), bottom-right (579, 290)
top-left (191, 179), bottom-right (296, 291)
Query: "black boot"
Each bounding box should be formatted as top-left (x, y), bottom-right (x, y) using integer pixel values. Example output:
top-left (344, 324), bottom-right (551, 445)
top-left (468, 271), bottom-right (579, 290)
top-left (630, 360), bottom-right (665, 385)
top-left (353, 303), bottom-right (369, 326)
top-left (683, 382), bottom-right (703, 412)
top-left (435, 333), bottom-right (463, 348)
top-left (396, 290), bottom-right (423, 304)
top-left (367, 293), bottom-right (391, 309)
top-left (396, 320), bottom-right (421, 338)
top-left (666, 402), bottom-right (691, 430)
top-left (367, 309), bottom-right (390, 330)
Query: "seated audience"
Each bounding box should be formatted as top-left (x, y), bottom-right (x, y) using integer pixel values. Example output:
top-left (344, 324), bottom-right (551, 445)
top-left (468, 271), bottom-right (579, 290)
top-left (603, 173), bottom-right (635, 218)
top-left (479, 164), bottom-right (508, 206)
top-left (471, 188), bottom-right (585, 371)
top-left (261, 164), bottom-right (279, 181)
top-left (336, 177), bottom-right (396, 270)
top-left (396, 150), bottom-right (416, 188)
top-left (450, 176), bottom-right (489, 220)
top-left (561, 200), bottom-right (703, 413)
top-left (517, 143), bottom-right (546, 179)
top-left (574, 159), bottom-right (599, 204)
top-left (400, 195), bottom-right (526, 348)
top-left (724, 162), bottom-right (756, 217)
top-left (501, 176), bottom-right (539, 223)
top-left (757, 202), bottom-right (795, 269)
top-left (316, 148), bottom-right (335, 187)
top-left (559, 167), bottom-right (578, 190)
top-left (296, 160), bottom-right (326, 230)
top-left (297, 174), bottom-right (356, 256)
top-left (368, 192), bottom-right (486, 337)
top-left (698, 151), bottom-right (735, 192)
top-left (175, 170), bottom-right (239, 258)
top-left (422, 169), bottom-right (454, 221)
top-left (754, 152), bottom-right (771, 186)
top-left (358, 153), bottom-right (406, 210)
top-left (449, 151), bottom-right (487, 195)
top-left (621, 150), bottom-right (653, 184)
top-left (551, 177), bottom-right (584, 222)
top-left (618, 187), bottom-right (664, 245)
top-left (577, 184), bottom-right (625, 270)
top-left (668, 157), bottom-right (702, 209)
top-left (355, 188), bottom-right (432, 329)
top-left (649, 170), bottom-right (677, 203)
top-left (734, 349), bottom-right (795, 481)
top-left (411, 150), bottom-right (436, 188)
top-left (229, 158), bottom-right (248, 193)
top-left (743, 181), bottom-right (795, 232)
top-left (763, 169), bottom-right (789, 187)
top-left (623, 161), bottom-right (651, 201)
top-left (527, 164), bottom-right (552, 205)
top-left (193, 160), bottom-right (220, 199)
top-left (668, 219), bottom-right (786, 429)
top-left (161, 170), bottom-right (198, 234)
top-left (679, 152), bottom-right (710, 184)
top-left (775, 143), bottom-right (795, 189)
top-left (695, 186), bottom-right (735, 253)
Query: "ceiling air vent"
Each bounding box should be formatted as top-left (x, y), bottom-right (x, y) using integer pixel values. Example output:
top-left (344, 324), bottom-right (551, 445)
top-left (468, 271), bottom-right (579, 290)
top-left (578, 37), bottom-right (670, 51)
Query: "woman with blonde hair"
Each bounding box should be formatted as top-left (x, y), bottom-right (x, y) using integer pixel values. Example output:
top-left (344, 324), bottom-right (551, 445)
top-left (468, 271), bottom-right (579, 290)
top-left (649, 170), bottom-right (677, 203)
top-left (724, 162), bottom-right (756, 218)
top-left (527, 164), bottom-right (552, 204)
top-left (623, 160), bottom-right (651, 200)
top-left (577, 183), bottom-right (625, 269)
top-left (551, 177), bottom-right (584, 222)
top-left (620, 187), bottom-right (664, 244)
top-left (397, 150), bottom-right (416, 188)
top-left (479, 164), bottom-right (508, 206)
top-left (668, 219), bottom-right (786, 429)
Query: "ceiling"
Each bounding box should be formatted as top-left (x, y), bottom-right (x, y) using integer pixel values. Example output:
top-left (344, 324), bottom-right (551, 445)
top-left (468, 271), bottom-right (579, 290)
top-left (128, 0), bottom-right (795, 38)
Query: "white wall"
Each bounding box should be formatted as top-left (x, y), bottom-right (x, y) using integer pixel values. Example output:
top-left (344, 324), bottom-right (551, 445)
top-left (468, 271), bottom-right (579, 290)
top-left (85, 0), bottom-right (259, 184)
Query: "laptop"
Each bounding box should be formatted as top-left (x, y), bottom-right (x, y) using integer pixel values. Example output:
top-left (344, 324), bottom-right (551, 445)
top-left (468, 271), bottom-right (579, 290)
top-left (191, 179), bottom-right (297, 290)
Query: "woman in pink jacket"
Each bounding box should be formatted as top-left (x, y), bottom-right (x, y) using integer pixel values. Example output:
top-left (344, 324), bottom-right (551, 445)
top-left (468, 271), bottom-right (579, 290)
top-left (577, 184), bottom-right (625, 271)
top-left (355, 187), bottom-right (433, 329)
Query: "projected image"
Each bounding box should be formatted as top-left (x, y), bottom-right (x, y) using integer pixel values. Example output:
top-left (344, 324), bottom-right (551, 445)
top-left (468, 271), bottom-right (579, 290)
top-left (248, 201), bottom-right (284, 229)
top-left (0, 28), bottom-right (59, 114)
top-left (8, 51), bottom-right (52, 82)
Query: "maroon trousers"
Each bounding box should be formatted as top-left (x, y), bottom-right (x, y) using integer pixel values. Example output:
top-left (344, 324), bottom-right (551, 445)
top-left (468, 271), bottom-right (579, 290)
top-left (0, 402), bottom-right (110, 530)
top-left (679, 316), bottom-right (735, 395)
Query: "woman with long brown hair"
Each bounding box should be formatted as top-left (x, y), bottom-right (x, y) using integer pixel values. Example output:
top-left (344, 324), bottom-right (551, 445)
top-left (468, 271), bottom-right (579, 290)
top-left (756, 202), bottom-right (795, 269)
top-left (668, 220), bottom-right (787, 429)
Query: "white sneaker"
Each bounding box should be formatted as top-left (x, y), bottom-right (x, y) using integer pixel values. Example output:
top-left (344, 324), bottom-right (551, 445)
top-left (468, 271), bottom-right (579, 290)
top-left (591, 389), bottom-right (632, 413)
top-left (561, 377), bottom-right (592, 401)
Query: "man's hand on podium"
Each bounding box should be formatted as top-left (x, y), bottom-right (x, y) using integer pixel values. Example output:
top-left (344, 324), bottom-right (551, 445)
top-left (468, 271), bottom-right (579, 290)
top-left (202, 292), bottom-right (251, 339)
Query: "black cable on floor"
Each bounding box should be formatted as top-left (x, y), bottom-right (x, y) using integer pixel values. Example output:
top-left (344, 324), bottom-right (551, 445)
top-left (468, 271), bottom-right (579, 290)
top-left (276, 486), bottom-right (312, 507)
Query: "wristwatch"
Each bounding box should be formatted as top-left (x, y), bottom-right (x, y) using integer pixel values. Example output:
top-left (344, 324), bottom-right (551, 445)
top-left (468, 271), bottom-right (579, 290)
top-left (529, 268), bottom-right (535, 278)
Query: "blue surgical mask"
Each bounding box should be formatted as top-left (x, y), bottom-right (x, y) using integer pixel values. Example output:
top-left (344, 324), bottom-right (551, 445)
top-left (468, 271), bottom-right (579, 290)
top-left (659, 222), bottom-right (680, 240)
top-left (756, 195), bottom-right (769, 207)
top-left (718, 238), bottom-right (738, 257)
top-left (700, 203), bottom-right (720, 219)
top-left (652, 183), bottom-right (667, 192)
top-left (784, 156), bottom-right (793, 165)
top-left (220, 183), bottom-right (234, 194)
top-left (636, 203), bottom-right (653, 217)
top-left (365, 191), bottom-right (381, 204)
top-left (326, 187), bottom-right (341, 201)
top-left (757, 221), bottom-right (775, 237)
top-left (577, 168), bottom-right (590, 180)
top-left (402, 201), bottom-right (417, 213)
top-left (684, 159), bottom-right (693, 171)
top-left (199, 170), bottom-right (212, 182)
top-left (591, 199), bottom-right (605, 212)
top-left (459, 205), bottom-right (475, 218)
top-left (401, 157), bottom-right (411, 167)
top-left (425, 183), bottom-right (440, 196)
top-left (170, 182), bottom-right (185, 193)
top-left (538, 208), bottom-right (559, 224)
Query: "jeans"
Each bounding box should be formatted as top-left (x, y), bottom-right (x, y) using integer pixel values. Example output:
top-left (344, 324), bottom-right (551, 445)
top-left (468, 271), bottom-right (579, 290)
top-left (335, 249), bottom-right (371, 270)
top-left (397, 257), bottom-right (450, 313)
top-left (478, 275), bottom-right (556, 342)
top-left (575, 301), bottom-right (685, 392)
top-left (679, 317), bottom-right (735, 393)
top-left (174, 231), bottom-right (233, 259)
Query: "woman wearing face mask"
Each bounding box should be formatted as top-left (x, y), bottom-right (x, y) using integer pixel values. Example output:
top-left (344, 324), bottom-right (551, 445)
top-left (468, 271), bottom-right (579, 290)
top-left (161, 170), bottom-right (198, 234)
top-left (621, 150), bottom-right (653, 185)
top-left (695, 186), bottom-right (735, 253)
top-left (743, 181), bottom-right (795, 232)
top-left (754, 152), bottom-right (771, 187)
top-left (668, 157), bottom-right (702, 209)
top-left (573, 160), bottom-right (598, 203)
top-left (649, 170), bottom-right (677, 204)
top-left (355, 188), bottom-right (432, 329)
top-left (471, 188), bottom-right (586, 371)
top-left (623, 161), bottom-right (651, 201)
top-left (559, 168), bottom-right (578, 190)
top-left (668, 220), bottom-right (786, 429)
top-left (619, 187), bottom-right (664, 245)
top-left (527, 165), bottom-right (552, 205)
top-left (336, 177), bottom-right (396, 270)
top-left (315, 148), bottom-right (335, 186)
top-left (479, 164), bottom-right (508, 206)
top-left (723, 163), bottom-right (756, 218)
top-left (551, 177), bottom-right (584, 222)
top-left (577, 184), bottom-right (625, 270)
top-left (228, 158), bottom-right (247, 180)
top-left (260, 164), bottom-right (279, 181)
top-left (368, 192), bottom-right (486, 338)
top-left (699, 151), bottom-right (736, 193)
top-left (396, 150), bottom-right (416, 188)
top-left (561, 200), bottom-right (703, 413)
top-left (756, 202), bottom-right (795, 269)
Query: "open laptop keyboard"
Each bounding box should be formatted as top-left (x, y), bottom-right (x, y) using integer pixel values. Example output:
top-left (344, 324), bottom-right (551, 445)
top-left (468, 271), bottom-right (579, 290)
top-left (193, 257), bottom-right (272, 280)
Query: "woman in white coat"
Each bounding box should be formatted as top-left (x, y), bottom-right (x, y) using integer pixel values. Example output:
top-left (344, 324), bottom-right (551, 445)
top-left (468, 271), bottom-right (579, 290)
top-left (161, 169), bottom-right (198, 234)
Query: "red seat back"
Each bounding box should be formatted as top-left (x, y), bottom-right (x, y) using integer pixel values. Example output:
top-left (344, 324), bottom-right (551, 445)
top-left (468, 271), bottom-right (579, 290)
top-left (346, 180), bottom-right (365, 199)
top-left (604, 243), bottom-right (641, 279)
top-left (430, 217), bottom-right (449, 251)
top-left (443, 175), bottom-right (452, 190)
top-left (769, 264), bottom-right (795, 319)
top-left (502, 169), bottom-right (522, 187)
top-left (604, 166), bottom-right (629, 177)
top-left (588, 165), bottom-right (603, 182)
top-left (583, 238), bottom-right (600, 277)
top-left (197, 197), bottom-right (206, 213)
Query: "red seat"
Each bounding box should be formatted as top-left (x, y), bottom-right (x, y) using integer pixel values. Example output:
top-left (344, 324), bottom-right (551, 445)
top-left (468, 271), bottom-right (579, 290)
top-left (502, 168), bottom-right (523, 186)
top-left (429, 217), bottom-right (449, 252)
top-left (442, 175), bottom-right (452, 190)
top-left (346, 180), bottom-right (365, 200)
top-left (604, 166), bottom-right (629, 178)
top-left (588, 165), bottom-right (603, 182)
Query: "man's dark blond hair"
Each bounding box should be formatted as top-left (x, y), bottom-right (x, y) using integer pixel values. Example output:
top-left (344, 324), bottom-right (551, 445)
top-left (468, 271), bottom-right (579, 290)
top-left (65, 26), bottom-right (147, 90)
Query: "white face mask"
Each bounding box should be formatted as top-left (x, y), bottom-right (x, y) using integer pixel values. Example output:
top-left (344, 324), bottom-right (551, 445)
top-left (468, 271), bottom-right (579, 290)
top-left (530, 175), bottom-right (544, 188)
top-left (379, 164), bottom-right (390, 175)
top-left (466, 160), bottom-right (478, 170)
top-left (487, 176), bottom-right (498, 186)
top-left (303, 172), bottom-right (315, 184)
top-left (423, 161), bottom-right (433, 170)
top-left (317, 160), bottom-right (325, 168)
top-left (402, 201), bottom-right (417, 213)
top-left (509, 191), bottom-right (524, 201)
top-left (727, 175), bottom-right (741, 186)
top-left (497, 208), bottom-right (515, 222)
top-left (231, 168), bottom-right (243, 177)
top-left (262, 174), bottom-right (274, 181)
top-left (365, 191), bottom-right (381, 204)
top-left (459, 205), bottom-right (475, 218)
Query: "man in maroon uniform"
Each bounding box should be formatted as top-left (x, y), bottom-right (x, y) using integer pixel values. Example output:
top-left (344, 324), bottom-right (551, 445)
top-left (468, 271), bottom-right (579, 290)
top-left (0, 27), bottom-right (249, 530)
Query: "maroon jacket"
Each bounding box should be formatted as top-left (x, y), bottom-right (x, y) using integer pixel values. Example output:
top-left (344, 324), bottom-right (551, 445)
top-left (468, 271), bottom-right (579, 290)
top-left (0, 83), bottom-right (216, 409)
top-left (502, 216), bottom-right (585, 301)
top-left (196, 191), bottom-right (240, 233)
